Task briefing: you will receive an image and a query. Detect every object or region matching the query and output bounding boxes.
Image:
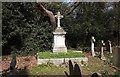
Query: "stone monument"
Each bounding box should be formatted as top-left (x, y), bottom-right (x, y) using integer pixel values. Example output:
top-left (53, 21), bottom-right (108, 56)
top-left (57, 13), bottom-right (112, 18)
top-left (52, 11), bottom-right (67, 53)
top-left (108, 40), bottom-right (112, 54)
top-left (91, 36), bottom-right (96, 57)
top-left (101, 40), bottom-right (106, 60)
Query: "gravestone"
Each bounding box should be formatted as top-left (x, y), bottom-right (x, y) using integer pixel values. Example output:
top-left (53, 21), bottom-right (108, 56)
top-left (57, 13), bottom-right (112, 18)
top-left (101, 40), bottom-right (106, 60)
top-left (10, 50), bottom-right (17, 70)
top-left (113, 46), bottom-right (120, 69)
top-left (53, 11), bottom-right (67, 53)
top-left (91, 36), bottom-right (96, 57)
top-left (108, 40), bottom-right (112, 54)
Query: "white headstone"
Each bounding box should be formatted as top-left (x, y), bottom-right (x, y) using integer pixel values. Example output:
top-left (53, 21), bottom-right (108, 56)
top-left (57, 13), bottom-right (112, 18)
top-left (108, 40), bottom-right (112, 54)
top-left (53, 11), bottom-right (67, 53)
top-left (91, 36), bottom-right (96, 57)
top-left (101, 40), bottom-right (106, 60)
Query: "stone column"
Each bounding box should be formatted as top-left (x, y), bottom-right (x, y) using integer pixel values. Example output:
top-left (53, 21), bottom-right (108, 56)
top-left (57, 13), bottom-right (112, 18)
top-left (101, 40), bottom-right (106, 60)
top-left (91, 36), bottom-right (96, 57)
top-left (108, 40), bottom-right (112, 54)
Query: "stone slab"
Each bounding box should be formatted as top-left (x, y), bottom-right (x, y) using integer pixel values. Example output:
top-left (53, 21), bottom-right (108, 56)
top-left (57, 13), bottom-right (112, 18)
top-left (37, 57), bottom-right (88, 65)
top-left (37, 59), bottom-right (49, 65)
top-left (49, 58), bottom-right (64, 65)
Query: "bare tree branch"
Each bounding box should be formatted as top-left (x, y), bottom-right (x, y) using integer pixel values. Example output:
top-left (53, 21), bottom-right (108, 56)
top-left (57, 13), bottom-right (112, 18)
top-left (64, 2), bottom-right (80, 15)
top-left (35, 1), bottom-right (80, 30)
top-left (35, 2), bottom-right (56, 30)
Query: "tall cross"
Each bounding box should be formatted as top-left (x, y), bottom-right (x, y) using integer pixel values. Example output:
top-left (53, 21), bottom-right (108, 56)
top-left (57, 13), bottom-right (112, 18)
top-left (55, 11), bottom-right (63, 27)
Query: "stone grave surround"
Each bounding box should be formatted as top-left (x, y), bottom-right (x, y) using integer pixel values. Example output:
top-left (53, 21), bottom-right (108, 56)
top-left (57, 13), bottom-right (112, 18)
top-left (52, 11), bottom-right (67, 53)
top-left (37, 57), bottom-right (88, 65)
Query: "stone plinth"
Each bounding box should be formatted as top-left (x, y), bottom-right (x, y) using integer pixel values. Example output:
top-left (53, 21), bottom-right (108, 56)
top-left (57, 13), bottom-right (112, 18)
top-left (53, 27), bottom-right (67, 53)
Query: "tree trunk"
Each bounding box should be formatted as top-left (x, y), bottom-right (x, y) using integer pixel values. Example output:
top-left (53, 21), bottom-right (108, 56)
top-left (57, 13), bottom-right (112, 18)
top-left (35, 2), bottom-right (80, 30)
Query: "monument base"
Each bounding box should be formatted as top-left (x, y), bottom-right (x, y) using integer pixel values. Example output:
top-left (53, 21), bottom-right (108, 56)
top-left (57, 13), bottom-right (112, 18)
top-left (53, 46), bottom-right (67, 53)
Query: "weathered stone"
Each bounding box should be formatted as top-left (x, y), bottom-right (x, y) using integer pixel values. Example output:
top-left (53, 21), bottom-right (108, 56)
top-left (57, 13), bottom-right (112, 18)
top-left (113, 46), bottom-right (120, 69)
top-left (64, 58), bottom-right (75, 64)
top-left (108, 40), bottom-right (112, 53)
top-left (64, 57), bottom-right (88, 64)
top-left (101, 40), bottom-right (106, 60)
top-left (53, 11), bottom-right (67, 53)
top-left (37, 57), bottom-right (88, 66)
top-left (49, 58), bottom-right (64, 65)
top-left (37, 59), bottom-right (49, 65)
top-left (91, 36), bottom-right (96, 57)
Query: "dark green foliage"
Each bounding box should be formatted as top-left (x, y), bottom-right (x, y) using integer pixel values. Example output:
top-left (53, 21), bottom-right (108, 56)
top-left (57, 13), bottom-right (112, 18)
top-left (101, 70), bottom-right (109, 77)
top-left (82, 47), bottom-right (91, 52)
top-left (63, 2), bottom-right (120, 48)
top-left (105, 51), bottom-right (110, 56)
top-left (105, 58), bottom-right (112, 65)
top-left (2, 2), bottom-right (53, 55)
top-left (2, 2), bottom-right (120, 55)
top-left (114, 71), bottom-right (120, 77)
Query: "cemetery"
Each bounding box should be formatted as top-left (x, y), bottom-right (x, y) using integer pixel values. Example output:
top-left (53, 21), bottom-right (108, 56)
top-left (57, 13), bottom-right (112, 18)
top-left (1, 1), bottom-right (120, 77)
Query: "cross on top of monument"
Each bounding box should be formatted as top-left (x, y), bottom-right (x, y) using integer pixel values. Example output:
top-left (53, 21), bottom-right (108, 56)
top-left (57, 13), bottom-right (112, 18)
top-left (101, 40), bottom-right (105, 46)
top-left (55, 11), bottom-right (63, 27)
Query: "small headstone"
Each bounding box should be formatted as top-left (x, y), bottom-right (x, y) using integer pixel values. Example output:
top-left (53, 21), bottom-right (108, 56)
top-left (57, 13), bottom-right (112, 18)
top-left (53, 11), bottom-right (67, 53)
top-left (10, 48), bottom-right (17, 71)
top-left (108, 40), bottom-right (112, 54)
top-left (101, 40), bottom-right (106, 60)
top-left (91, 36), bottom-right (96, 57)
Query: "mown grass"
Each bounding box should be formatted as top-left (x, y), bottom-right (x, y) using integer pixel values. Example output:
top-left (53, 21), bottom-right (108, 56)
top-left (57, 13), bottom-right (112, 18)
top-left (29, 64), bottom-right (69, 75)
top-left (37, 50), bottom-right (85, 59)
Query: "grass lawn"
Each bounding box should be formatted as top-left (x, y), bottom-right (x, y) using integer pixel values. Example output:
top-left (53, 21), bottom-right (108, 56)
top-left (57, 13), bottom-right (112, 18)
top-left (29, 52), bottom-right (118, 76)
top-left (28, 56), bottom-right (119, 76)
top-left (29, 64), bottom-right (69, 75)
top-left (2, 52), bottom-right (120, 76)
top-left (37, 50), bottom-right (85, 59)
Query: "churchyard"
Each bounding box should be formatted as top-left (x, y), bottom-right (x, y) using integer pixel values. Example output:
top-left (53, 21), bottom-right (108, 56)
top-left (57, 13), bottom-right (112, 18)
top-left (2, 50), bottom-right (120, 76)
top-left (2, 2), bottom-right (120, 77)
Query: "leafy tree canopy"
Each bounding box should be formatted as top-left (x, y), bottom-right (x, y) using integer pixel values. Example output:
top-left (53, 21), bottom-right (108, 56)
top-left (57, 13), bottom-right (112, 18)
top-left (2, 2), bottom-right (120, 55)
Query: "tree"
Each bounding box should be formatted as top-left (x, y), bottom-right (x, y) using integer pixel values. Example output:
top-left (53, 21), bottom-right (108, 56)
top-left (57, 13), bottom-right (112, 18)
top-left (35, 1), bottom-right (80, 30)
top-left (2, 2), bottom-right (120, 55)
top-left (2, 2), bottom-right (53, 55)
